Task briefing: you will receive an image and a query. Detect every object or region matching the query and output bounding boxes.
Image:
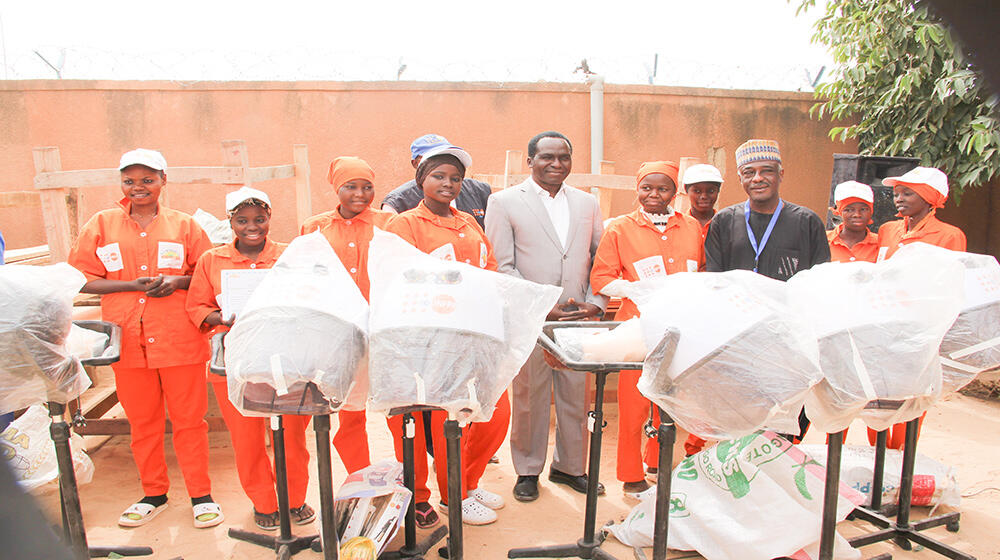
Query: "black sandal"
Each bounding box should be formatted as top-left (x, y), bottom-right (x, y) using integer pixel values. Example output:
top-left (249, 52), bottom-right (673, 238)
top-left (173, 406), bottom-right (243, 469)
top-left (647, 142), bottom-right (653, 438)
top-left (253, 510), bottom-right (280, 531)
top-left (290, 503), bottom-right (315, 525)
top-left (414, 501), bottom-right (440, 529)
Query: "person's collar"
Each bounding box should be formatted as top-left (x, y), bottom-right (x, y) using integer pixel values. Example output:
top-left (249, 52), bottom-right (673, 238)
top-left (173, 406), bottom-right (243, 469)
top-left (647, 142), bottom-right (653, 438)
top-left (332, 205), bottom-right (375, 223)
top-left (903, 209), bottom-right (937, 235)
top-left (639, 206), bottom-right (674, 223)
top-left (416, 200), bottom-right (460, 222)
top-left (225, 237), bottom-right (277, 263)
top-left (528, 176), bottom-right (565, 198)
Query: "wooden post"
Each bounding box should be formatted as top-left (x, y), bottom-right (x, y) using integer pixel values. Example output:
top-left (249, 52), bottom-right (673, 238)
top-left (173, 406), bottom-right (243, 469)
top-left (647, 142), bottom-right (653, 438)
top-left (503, 150), bottom-right (523, 189)
top-left (33, 147), bottom-right (74, 262)
top-left (222, 139), bottom-right (251, 189)
top-left (293, 144), bottom-right (311, 228)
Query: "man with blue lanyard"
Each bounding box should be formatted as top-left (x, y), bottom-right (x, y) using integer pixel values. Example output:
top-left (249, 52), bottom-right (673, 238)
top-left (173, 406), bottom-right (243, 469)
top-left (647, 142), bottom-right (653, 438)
top-left (704, 139), bottom-right (829, 441)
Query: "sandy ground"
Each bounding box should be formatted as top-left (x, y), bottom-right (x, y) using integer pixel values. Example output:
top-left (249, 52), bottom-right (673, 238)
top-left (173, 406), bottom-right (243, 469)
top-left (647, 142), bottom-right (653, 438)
top-left (30, 387), bottom-right (1000, 560)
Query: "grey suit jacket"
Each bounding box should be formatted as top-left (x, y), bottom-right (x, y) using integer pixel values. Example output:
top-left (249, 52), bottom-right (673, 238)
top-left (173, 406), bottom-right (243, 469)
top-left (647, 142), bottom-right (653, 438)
top-left (484, 179), bottom-right (608, 309)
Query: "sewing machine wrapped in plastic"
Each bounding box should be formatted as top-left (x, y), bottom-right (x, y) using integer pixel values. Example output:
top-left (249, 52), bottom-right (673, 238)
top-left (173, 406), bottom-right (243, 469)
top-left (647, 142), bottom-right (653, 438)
top-left (788, 245), bottom-right (964, 433)
top-left (224, 232), bottom-right (369, 416)
top-left (366, 230), bottom-right (561, 423)
top-left (0, 263), bottom-right (91, 413)
top-left (631, 271), bottom-right (823, 440)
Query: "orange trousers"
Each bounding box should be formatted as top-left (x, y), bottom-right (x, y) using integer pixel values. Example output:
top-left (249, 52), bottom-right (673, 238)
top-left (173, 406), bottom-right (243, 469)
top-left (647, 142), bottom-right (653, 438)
top-left (333, 409), bottom-right (371, 474)
top-left (616, 370), bottom-right (659, 482)
top-left (387, 391), bottom-right (511, 505)
top-left (867, 412), bottom-right (926, 450)
top-left (210, 379), bottom-right (311, 514)
top-left (112, 363), bottom-right (211, 498)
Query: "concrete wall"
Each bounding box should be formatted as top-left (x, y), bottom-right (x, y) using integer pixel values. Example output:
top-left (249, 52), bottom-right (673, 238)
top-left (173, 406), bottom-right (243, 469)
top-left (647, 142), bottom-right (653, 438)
top-left (1, 79), bottom-right (867, 250)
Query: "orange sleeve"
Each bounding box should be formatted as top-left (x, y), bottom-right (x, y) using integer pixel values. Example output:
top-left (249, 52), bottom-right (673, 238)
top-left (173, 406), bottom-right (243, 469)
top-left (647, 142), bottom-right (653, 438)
top-left (942, 228), bottom-right (967, 252)
top-left (67, 214), bottom-right (109, 282)
top-left (590, 223), bottom-right (623, 294)
top-left (185, 251), bottom-right (219, 331)
top-left (385, 214), bottom-right (418, 246)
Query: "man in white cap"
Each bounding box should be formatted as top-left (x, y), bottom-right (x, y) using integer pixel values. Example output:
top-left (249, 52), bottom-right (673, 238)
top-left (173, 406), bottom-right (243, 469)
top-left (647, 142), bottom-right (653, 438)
top-left (876, 166), bottom-right (966, 261)
top-left (682, 163), bottom-right (724, 238)
top-left (828, 180), bottom-right (879, 263)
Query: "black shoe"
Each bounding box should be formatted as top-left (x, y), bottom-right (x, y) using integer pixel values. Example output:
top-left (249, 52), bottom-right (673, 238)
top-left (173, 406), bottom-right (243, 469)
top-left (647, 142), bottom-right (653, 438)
top-left (548, 468), bottom-right (606, 496)
top-left (513, 475), bottom-right (539, 502)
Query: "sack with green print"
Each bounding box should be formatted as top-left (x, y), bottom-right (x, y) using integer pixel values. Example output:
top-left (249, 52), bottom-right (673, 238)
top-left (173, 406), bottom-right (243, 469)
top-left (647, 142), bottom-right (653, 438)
top-left (607, 431), bottom-right (864, 560)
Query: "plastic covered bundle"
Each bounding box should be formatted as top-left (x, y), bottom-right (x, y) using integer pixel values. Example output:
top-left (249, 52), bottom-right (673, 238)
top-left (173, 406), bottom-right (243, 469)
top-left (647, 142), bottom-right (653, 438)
top-left (788, 245), bottom-right (964, 433)
top-left (0, 263), bottom-right (91, 413)
top-left (224, 232), bottom-right (368, 416)
top-left (631, 271), bottom-right (823, 440)
top-left (551, 318), bottom-right (648, 363)
top-left (367, 230), bottom-right (561, 423)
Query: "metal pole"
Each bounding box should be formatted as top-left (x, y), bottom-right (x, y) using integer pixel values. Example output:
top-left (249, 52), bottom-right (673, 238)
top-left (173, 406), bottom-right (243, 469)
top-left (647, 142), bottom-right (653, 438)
top-left (401, 413), bottom-right (418, 554)
top-left (819, 431), bottom-right (844, 560)
top-left (582, 372), bottom-right (607, 544)
top-left (651, 408), bottom-right (675, 560)
top-left (49, 403), bottom-right (88, 560)
top-left (445, 418), bottom-right (463, 560)
top-left (272, 416), bottom-right (293, 540)
top-left (895, 419), bottom-right (920, 532)
top-left (313, 414), bottom-right (339, 559)
top-left (871, 430), bottom-right (888, 512)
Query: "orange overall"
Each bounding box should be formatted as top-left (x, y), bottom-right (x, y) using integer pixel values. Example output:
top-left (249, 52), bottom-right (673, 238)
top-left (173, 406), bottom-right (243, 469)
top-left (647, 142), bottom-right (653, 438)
top-left (186, 239), bottom-right (313, 513)
top-left (301, 205), bottom-right (394, 474)
top-left (68, 199), bottom-right (213, 498)
top-left (827, 224), bottom-right (879, 264)
top-left (385, 202), bottom-right (508, 504)
top-left (872, 212), bottom-right (967, 449)
top-left (590, 208), bottom-right (705, 479)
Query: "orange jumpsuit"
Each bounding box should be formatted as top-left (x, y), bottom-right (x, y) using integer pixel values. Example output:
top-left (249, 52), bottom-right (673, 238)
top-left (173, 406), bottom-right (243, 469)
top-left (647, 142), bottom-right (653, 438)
top-left (385, 201), bottom-right (509, 504)
top-left (68, 198), bottom-right (213, 498)
top-left (873, 212), bottom-right (967, 449)
top-left (300, 205), bottom-right (393, 474)
top-left (185, 238), bottom-right (313, 514)
top-left (590, 208), bottom-right (705, 479)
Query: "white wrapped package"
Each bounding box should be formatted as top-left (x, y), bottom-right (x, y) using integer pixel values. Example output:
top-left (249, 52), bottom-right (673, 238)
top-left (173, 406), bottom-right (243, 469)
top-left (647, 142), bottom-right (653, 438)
top-left (551, 318), bottom-right (648, 363)
top-left (0, 263), bottom-right (91, 413)
top-left (224, 232), bottom-right (368, 416)
top-left (788, 247), bottom-right (964, 433)
top-left (631, 271), bottom-right (823, 440)
top-left (367, 230), bottom-right (561, 423)
top-left (192, 208), bottom-right (233, 245)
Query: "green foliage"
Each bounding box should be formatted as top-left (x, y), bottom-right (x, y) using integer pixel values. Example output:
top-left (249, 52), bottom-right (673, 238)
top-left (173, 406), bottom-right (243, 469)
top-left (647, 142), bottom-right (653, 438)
top-left (798, 0), bottom-right (1000, 196)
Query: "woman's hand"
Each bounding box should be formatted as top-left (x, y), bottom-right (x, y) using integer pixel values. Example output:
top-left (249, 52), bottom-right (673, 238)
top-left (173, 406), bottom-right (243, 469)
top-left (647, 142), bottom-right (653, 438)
top-left (141, 275), bottom-right (190, 298)
top-left (546, 298), bottom-right (603, 321)
top-left (204, 311), bottom-right (235, 328)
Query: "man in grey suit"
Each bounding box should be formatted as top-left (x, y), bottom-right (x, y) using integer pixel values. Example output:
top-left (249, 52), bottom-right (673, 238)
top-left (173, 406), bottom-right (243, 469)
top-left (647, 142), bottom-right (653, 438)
top-left (485, 131), bottom-right (607, 502)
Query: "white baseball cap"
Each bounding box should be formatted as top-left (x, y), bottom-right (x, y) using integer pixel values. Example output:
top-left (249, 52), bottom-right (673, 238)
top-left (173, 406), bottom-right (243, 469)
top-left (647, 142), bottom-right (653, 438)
top-left (226, 186), bottom-right (272, 213)
top-left (882, 166), bottom-right (948, 198)
top-left (834, 180), bottom-right (874, 206)
top-left (420, 144), bottom-right (472, 169)
top-left (682, 164), bottom-right (724, 186)
top-left (119, 148), bottom-right (167, 172)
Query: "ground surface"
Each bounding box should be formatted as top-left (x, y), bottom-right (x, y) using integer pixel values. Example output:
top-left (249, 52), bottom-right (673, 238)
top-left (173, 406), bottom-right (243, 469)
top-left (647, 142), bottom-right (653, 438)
top-left (31, 386), bottom-right (1000, 560)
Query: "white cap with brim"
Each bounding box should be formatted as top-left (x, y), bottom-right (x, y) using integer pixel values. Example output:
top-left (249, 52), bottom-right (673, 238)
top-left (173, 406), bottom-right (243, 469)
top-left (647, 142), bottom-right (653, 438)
top-left (834, 180), bottom-right (874, 205)
top-left (420, 145), bottom-right (472, 170)
top-left (682, 163), bottom-right (724, 186)
top-left (226, 186), bottom-right (272, 213)
top-left (882, 166), bottom-right (948, 198)
top-left (119, 148), bottom-right (167, 172)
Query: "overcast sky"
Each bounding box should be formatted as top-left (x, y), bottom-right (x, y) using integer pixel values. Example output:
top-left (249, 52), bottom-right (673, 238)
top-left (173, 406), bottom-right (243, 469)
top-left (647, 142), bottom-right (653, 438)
top-left (0, 0), bottom-right (833, 89)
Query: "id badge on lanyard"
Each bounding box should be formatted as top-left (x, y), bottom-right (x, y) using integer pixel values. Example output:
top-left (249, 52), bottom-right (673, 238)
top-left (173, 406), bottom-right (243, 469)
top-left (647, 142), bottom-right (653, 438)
top-left (744, 199), bottom-right (784, 273)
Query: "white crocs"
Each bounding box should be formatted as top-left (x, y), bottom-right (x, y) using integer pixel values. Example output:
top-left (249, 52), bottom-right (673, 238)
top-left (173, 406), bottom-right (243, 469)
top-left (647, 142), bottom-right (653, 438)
top-left (118, 501), bottom-right (166, 527)
top-left (439, 497), bottom-right (497, 526)
top-left (469, 487), bottom-right (505, 510)
top-left (192, 501), bottom-right (225, 529)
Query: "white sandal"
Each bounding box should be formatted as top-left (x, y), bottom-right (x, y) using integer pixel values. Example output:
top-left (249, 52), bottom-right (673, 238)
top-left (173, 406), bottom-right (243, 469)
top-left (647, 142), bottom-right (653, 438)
top-left (192, 502), bottom-right (225, 529)
top-left (118, 501), bottom-right (166, 527)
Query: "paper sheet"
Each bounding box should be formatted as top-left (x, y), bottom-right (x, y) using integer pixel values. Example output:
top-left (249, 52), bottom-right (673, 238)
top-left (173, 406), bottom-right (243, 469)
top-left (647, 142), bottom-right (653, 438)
top-left (220, 268), bottom-right (269, 320)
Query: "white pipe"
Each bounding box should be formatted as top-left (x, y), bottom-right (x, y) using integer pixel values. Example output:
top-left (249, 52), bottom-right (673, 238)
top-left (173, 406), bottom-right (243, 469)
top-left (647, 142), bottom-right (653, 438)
top-left (589, 74), bottom-right (604, 174)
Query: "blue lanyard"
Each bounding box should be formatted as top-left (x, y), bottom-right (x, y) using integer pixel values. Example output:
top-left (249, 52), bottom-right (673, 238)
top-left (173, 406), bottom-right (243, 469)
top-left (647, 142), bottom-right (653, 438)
top-left (744, 199), bottom-right (784, 273)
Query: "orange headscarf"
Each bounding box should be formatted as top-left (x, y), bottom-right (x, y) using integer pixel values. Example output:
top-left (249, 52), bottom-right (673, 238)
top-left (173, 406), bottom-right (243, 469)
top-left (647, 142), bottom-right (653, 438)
top-left (835, 197), bottom-right (873, 215)
top-left (636, 161), bottom-right (680, 189)
top-left (327, 156), bottom-right (375, 189)
top-left (896, 182), bottom-right (947, 209)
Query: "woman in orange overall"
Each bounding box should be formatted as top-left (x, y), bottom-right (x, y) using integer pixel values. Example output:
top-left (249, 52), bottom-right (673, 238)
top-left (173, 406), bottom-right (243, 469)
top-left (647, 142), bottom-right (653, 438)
top-left (300, 157), bottom-right (389, 479)
top-left (385, 144), bottom-right (509, 527)
top-left (186, 187), bottom-right (314, 530)
top-left (873, 166), bottom-right (966, 449)
top-left (590, 161), bottom-right (705, 496)
top-left (68, 149), bottom-right (222, 528)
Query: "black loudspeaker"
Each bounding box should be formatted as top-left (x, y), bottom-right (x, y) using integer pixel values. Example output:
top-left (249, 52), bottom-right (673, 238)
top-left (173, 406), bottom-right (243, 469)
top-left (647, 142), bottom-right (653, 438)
top-left (827, 154), bottom-right (921, 231)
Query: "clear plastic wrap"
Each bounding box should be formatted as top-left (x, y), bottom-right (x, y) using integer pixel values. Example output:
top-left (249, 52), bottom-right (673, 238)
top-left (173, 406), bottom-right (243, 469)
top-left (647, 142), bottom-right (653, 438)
top-left (224, 232), bottom-right (369, 416)
top-left (630, 271), bottom-right (823, 440)
top-left (788, 245), bottom-right (964, 433)
top-left (0, 263), bottom-right (91, 413)
top-left (551, 318), bottom-right (648, 363)
top-left (367, 230), bottom-right (561, 423)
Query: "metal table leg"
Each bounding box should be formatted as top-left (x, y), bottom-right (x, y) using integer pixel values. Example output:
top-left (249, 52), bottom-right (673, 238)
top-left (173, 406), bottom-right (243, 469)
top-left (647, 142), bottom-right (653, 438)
top-left (650, 408), bottom-right (675, 560)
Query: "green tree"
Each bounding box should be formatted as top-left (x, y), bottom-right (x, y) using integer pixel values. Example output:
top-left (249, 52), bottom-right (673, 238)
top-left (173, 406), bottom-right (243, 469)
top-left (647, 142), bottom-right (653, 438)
top-left (799, 0), bottom-right (1000, 197)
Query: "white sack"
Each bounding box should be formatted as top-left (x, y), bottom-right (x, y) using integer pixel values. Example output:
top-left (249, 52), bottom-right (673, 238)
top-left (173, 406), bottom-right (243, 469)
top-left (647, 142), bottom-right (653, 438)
top-left (367, 230), bottom-right (561, 423)
top-left (0, 405), bottom-right (94, 492)
top-left (788, 247), bottom-right (964, 433)
top-left (225, 232), bottom-right (369, 416)
top-left (608, 431), bottom-right (863, 560)
top-left (552, 318), bottom-right (648, 363)
top-left (0, 264), bottom-right (91, 413)
top-left (632, 271), bottom-right (823, 440)
top-left (192, 208), bottom-right (233, 245)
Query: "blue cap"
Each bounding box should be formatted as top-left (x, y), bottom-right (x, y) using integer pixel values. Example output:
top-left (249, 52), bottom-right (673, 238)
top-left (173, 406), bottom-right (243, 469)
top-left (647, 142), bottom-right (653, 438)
top-left (410, 134), bottom-right (450, 160)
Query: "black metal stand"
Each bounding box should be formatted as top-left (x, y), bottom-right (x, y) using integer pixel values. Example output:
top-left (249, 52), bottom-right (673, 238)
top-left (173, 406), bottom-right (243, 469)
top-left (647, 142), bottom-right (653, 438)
top-left (380, 411), bottom-right (448, 560)
top-left (650, 408), bottom-right (675, 560)
top-left (229, 416), bottom-right (318, 560)
top-left (310, 414), bottom-right (339, 559)
top-left (48, 402), bottom-right (153, 559)
top-left (439, 418), bottom-right (464, 560)
top-left (848, 419), bottom-right (973, 559)
top-left (508, 369), bottom-right (616, 560)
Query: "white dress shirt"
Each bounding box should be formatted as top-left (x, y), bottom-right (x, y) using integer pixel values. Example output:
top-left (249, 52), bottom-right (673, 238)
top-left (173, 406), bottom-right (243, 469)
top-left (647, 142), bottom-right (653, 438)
top-left (528, 177), bottom-right (570, 249)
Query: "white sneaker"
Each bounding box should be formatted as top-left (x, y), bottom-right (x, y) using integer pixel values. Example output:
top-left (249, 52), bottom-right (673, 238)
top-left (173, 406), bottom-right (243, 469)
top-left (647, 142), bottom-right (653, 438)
top-left (438, 497), bottom-right (498, 526)
top-left (469, 487), bottom-right (505, 510)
